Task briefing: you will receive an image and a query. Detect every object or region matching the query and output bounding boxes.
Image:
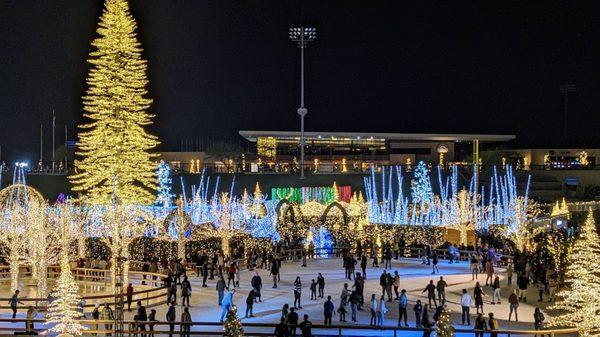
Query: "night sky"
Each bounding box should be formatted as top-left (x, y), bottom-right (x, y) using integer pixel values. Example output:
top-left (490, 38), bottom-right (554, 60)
top-left (2, 1), bottom-right (600, 162)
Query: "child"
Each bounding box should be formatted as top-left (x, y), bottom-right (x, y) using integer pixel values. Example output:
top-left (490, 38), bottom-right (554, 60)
top-left (506, 263), bottom-right (514, 286)
top-left (310, 279), bottom-right (317, 300)
top-left (338, 298), bottom-right (347, 322)
top-left (413, 300), bottom-right (423, 327)
top-left (129, 315), bottom-right (139, 337)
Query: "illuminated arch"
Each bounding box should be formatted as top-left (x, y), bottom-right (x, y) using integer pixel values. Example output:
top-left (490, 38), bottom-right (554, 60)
top-left (0, 184), bottom-right (44, 209)
top-left (320, 201), bottom-right (349, 227)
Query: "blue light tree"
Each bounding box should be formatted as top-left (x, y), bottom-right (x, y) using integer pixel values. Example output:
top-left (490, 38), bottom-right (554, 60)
top-left (156, 160), bottom-right (174, 208)
top-left (411, 161), bottom-right (433, 205)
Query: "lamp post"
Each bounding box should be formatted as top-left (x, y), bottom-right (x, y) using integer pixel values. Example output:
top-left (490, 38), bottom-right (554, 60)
top-left (289, 27), bottom-right (316, 179)
top-left (560, 84), bottom-right (576, 141)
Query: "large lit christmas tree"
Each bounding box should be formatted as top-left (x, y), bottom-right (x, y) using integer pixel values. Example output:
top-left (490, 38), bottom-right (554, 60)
top-left (549, 208), bottom-right (600, 335)
top-left (223, 305), bottom-right (243, 337)
top-left (70, 0), bottom-right (159, 205)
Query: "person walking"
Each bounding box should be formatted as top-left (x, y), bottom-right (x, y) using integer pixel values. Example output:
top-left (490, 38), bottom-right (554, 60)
top-left (398, 289), bottom-right (408, 327)
top-left (101, 303), bottom-right (114, 336)
top-left (488, 313), bottom-right (499, 337)
top-left (470, 254), bottom-right (480, 280)
top-left (148, 309), bottom-right (157, 337)
top-left (474, 282), bottom-right (484, 314)
top-left (460, 289), bottom-right (472, 326)
top-left (353, 273), bottom-right (365, 310)
top-left (384, 248), bottom-right (392, 269)
top-left (126, 284), bottom-right (134, 311)
top-left (369, 294), bottom-right (378, 326)
top-left (534, 307), bottom-right (546, 337)
top-left (431, 253), bottom-right (439, 274)
top-left (219, 289), bottom-right (235, 322)
top-left (288, 308), bottom-right (299, 337)
top-left (166, 302), bottom-right (176, 337)
top-left (299, 314), bottom-right (312, 337)
top-left (422, 280), bottom-right (438, 308)
top-left (437, 276), bottom-right (447, 304)
top-left (474, 313), bottom-right (486, 337)
top-left (216, 275), bottom-right (227, 305)
top-left (485, 260), bottom-right (494, 286)
top-left (317, 273), bottom-right (325, 298)
top-left (25, 306), bottom-right (37, 334)
top-left (372, 242), bottom-right (380, 267)
top-left (181, 276), bottom-right (192, 307)
top-left (385, 272), bottom-right (393, 302)
top-left (508, 290), bottom-right (519, 322)
top-left (293, 276), bottom-right (303, 309)
top-left (281, 304), bottom-right (289, 323)
top-left (506, 263), bottom-right (513, 286)
top-left (421, 305), bottom-right (433, 337)
top-left (360, 254), bottom-right (368, 279)
top-left (377, 295), bottom-right (387, 326)
top-left (310, 279), bottom-right (317, 300)
top-left (323, 296), bottom-right (335, 326)
top-left (349, 291), bottom-right (358, 323)
top-left (413, 300), bottom-right (423, 327)
top-left (136, 301), bottom-right (148, 337)
top-left (251, 272), bottom-right (263, 302)
top-left (491, 275), bottom-right (501, 305)
top-left (393, 271), bottom-right (400, 300)
top-left (378, 270), bottom-right (387, 298)
top-left (8, 290), bottom-right (23, 319)
top-left (270, 261), bottom-right (280, 288)
top-left (517, 273), bottom-right (529, 302)
top-left (180, 307), bottom-right (192, 337)
top-left (274, 318), bottom-right (289, 337)
top-left (201, 262), bottom-right (209, 287)
top-left (337, 296), bottom-right (347, 323)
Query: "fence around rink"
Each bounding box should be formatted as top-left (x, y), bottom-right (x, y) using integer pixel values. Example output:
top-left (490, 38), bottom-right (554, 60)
top-left (0, 268), bottom-right (168, 312)
top-left (0, 318), bottom-right (580, 337)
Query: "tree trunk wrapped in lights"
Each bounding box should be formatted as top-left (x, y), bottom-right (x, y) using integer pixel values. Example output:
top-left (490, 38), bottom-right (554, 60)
top-left (549, 209), bottom-right (600, 335)
top-left (0, 204), bottom-right (28, 292)
top-left (70, 0), bottom-right (159, 205)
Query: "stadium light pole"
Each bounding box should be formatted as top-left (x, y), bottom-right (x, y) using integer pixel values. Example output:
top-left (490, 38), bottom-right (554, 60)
top-left (560, 84), bottom-right (576, 141)
top-left (289, 27), bottom-right (316, 179)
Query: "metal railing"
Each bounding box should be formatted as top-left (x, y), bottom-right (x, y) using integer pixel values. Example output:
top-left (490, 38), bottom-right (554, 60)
top-left (0, 318), bottom-right (580, 337)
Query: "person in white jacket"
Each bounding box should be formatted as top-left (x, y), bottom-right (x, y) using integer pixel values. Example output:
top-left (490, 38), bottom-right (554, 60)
top-left (377, 295), bottom-right (387, 326)
top-left (220, 289), bottom-right (236, 322)
top-left (369, 294), bottom-right (378, 326)
top-left (460, 289), bottom-right (472, 326)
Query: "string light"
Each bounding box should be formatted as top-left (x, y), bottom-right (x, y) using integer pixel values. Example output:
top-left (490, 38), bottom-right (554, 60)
top-left (70, 0), bottom-right (159, 205)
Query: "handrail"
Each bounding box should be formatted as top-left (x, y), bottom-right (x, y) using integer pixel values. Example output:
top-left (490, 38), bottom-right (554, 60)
top-left (0, 318), bottom-right (579, 336)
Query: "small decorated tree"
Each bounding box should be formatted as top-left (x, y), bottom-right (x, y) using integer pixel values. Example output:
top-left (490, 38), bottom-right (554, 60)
top-left (549, 209), bottom-right (600, 336)
top-left (223, 305), bottom-right (243, 337)
top-left (435, 306), bottom-right (455, 337)
top-left (46, 256), bottom-right (86, 337)
top-left (156, 160), bottom-right (174, 207)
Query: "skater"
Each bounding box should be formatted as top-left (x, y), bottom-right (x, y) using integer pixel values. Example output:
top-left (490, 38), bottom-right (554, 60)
top-left (349, 291), bottom-right (358, 322)
top-left (219, 289), bottom-right (235, 322)
top-left (517, 273), bottom-right (529, 302)
top-left (317, 273), bottom-right (325, 298)
top-left (491, 275), bottom-right (501, 305)
top-left (422, 280), bottom-right (438, 308)
top-left (251, 272), bottom-right (263, 302)
top-left (360, 254), bottom-right (368, 279)
top-left (474, 282), bottom-right (484, 314)
top-left (181, 276), bottom-right (192, 307)
top-left (323, 296), bottom-right (335, 326)
top-left (216, 275), bottom-right (227, 305)
top-left (270, 261), bottom-right (279, 288)
top-left (245, 288), bottom-right (257, 318)
top-left (393, 271), bottom-right (400, 300)
top-left (310, 279), bottom-right (317, 300)
top-left (508, 290), bottom-right (519, 322)
top-left (9, 290), bottom-right (24, 319)
top-left (431, 253), bottom-right (439, 274)
top-left (166, 303), bottom-right (176, 337)
top-left (377, 295), bottom-right (387, 326)
top-left (369, 294), bottom-right (378, 326)
top-left (460, 289), bottom-right (472, 326)
top-left (413, 300), bottom-right (423, 327)
top-left (398, 289), bottom-right (408, 327)
top-left (437, 276), bottom-right (447, 304)
top-left (293, 276), bottom-right (303, 309)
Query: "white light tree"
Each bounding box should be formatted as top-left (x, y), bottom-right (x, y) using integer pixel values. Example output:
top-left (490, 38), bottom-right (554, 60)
top-left (549, 208), bottom-right (600, 335)
top-left (88, 204), bottom-right (149, 289)
top-left (46, 215), bottom-right (86, 337)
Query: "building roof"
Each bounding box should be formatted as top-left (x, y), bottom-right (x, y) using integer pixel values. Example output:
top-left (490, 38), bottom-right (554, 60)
top-left (239, 130), bottom-right (516, 142)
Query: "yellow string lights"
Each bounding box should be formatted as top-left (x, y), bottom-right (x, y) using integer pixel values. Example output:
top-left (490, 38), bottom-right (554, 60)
top-left (70, 0), bottom-right (159, 205)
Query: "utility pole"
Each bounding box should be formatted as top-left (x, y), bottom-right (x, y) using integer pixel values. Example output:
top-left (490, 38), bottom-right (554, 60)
top-left (289, 27), bottom-right (316, 179)
top-left (560, 84), bottom-right (576, 141)
top-left (40, 123), bottom-right (44, 164)
top-left (64, 125), bottom-right (68, 171)
top-left (52, 109), bottom-right (56, 171)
